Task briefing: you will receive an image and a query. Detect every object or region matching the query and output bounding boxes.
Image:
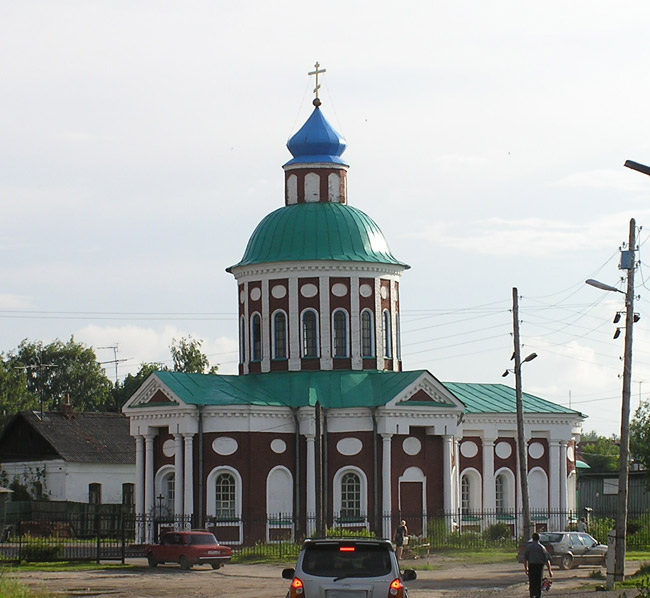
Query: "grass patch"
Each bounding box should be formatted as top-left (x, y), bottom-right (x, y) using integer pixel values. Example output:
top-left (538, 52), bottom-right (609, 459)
top-left (0, 568), bottom-right (57, 598)
top-left (431, 548), bottom-right (514, 564)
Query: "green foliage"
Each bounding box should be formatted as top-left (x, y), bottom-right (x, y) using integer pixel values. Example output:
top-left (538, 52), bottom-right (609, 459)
top-left (483, 523), bottom-right (510, 542)
top-left (325, 526), bottom-right (376, 538)
top-left (170, 336), bottom-right (218, 374)
top-left (579, 430), bottom-right (620, 472)
top-left (587, 516), bottom-right (615, 544)
top-left (19, 537), bottom-right (64, 562)
top-left (0, 568), bottom-right (56, 598)
top-left (632, 400), bottom-right (650, 472)
top-left (2, 338), bottom-right (113, 415)
top-left (116, 362), bottom-right (166, 408)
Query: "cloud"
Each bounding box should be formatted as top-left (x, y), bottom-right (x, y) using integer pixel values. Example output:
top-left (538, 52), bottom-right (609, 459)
top-left (75, 324), bottom-right (239, 379)
top-left (405, 210), bottom-right (650, 258)
top-left (552, 169), bottom-right (650, 192)
top-left (0, 294), bottom-right (32, 309)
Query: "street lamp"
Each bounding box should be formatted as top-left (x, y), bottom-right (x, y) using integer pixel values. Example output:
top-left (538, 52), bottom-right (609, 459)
top-left (585, 218), bottom-right (637, 587)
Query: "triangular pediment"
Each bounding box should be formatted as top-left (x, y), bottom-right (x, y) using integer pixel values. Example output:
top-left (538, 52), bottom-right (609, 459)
top-left (388, 372), bottom-right (465, 411)
top-left (121, 374), bottom-right (181, 410)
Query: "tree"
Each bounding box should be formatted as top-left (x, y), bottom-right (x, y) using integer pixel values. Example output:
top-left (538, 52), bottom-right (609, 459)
top-left (4, 337), bottom-right (113, 413)
top-left (630, 399), bottom-right (650, 471)
top-left (0, 358), bottom-right (36, 428)
top-left (170, 336), bottom-right (218, 374)
top-left (579, 430), bottom-right (620, 472)
top-left (116, 362), bottom-right (168, 408)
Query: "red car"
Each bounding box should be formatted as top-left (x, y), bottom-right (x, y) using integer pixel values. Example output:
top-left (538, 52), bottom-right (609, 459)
top-left (146, 530), bottom-right (231, 570)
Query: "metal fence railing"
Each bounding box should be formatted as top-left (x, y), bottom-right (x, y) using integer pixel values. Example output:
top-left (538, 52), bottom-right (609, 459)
top-left (0, 507), bottom-right (649, 563)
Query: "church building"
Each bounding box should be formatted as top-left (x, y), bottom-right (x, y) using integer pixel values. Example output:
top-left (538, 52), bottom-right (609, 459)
top-left (122, 70), bottom-right (585, 544)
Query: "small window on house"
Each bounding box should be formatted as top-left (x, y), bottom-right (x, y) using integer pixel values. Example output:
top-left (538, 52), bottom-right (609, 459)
top-left (122, 483), bottom-right (134, 506)
top-left (89, 483), bottom-right (102, 505)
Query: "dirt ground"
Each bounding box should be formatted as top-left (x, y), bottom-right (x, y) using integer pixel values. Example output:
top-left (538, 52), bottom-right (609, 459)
top-left (15, 556), bottom-right (642, 598)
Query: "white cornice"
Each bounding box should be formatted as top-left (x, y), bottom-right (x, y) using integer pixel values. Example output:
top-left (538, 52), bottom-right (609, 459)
top-left (230, 261), bottom-right (406, 280)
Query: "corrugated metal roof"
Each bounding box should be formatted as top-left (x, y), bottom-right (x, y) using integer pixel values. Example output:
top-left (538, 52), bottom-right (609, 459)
top-left (1, 412), bottom-right (134, 464)
top-left (443, 382), bottom-right (585, 416)
top-left (227, 202), bottom-right (409, 270)
top-left (151, 370), bottom-right (431, 409)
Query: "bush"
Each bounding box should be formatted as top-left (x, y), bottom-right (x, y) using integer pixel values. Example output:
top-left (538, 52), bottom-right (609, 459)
top-left (483, 523), bottom-right (510, 542)
top-left (20, 538), bottom-right (64, 562)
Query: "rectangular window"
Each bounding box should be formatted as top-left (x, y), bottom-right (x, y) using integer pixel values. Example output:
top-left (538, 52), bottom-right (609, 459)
top-left (89, 483), bottom-right (102, 505)
top-left (122, 483), bottom-right (134, 506)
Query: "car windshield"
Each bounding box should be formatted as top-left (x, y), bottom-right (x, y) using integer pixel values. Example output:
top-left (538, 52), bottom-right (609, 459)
top-left (302, 543), bottom-right (392, 578)
top-left (187, 534), bottom-right (217, 545)
top-left (539, 533), bottom-right (563, 543)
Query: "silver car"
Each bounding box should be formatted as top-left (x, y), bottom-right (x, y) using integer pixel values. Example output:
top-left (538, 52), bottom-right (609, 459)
top-left (517, 531), bottom-right (607, 570)
top-left (282, 538), bottom-right (417, 597)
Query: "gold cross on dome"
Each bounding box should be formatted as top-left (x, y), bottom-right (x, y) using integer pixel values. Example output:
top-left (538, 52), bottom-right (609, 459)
top-left (308, 62), bottom-right (326, 100)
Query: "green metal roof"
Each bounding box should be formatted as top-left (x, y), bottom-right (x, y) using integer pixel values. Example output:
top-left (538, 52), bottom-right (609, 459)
top-left (143, 370), bottom-right (430, 409)
top-left (443, 382), bottom-right (586, 417)
top-left (227, 202), bottom-right (409, 271)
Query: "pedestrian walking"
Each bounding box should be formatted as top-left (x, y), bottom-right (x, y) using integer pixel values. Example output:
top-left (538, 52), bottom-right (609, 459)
top-left (523, 532), bottom-right (553, 598)
top-left (577, 517), bottom-right (587, 532)
top-left (394, 520), bottom-right (408, 560)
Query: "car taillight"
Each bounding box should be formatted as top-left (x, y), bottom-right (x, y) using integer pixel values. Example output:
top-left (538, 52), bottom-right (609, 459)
top-left (388, 577), bottom-right (404, 598)
top-left (289, 577), bottom-right (304, 597)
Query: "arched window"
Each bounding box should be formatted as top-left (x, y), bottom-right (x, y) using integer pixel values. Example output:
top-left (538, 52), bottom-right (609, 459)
top-left (272, 311), bottom-right (287, 360)
top-left (302, 310), bottom-right (319, 358)
top-left (340, 472), bottom-right (361, 518)
top-left (239, 316), bottom-right (246, 363)
top-left (460, 469), bottom-right (482, 514)
top-left (215, 473), bottom-right (236, 520)
top-left (332, 310), bottom-right (348, 358)
top-left (495, 473), bottom-right (505, 514)
top-left (383, 310), bottom-right (392, 358)
top-left (361, 310), bottom-right (374, 357)
top-left (251, 313), bottom-right (261, 362)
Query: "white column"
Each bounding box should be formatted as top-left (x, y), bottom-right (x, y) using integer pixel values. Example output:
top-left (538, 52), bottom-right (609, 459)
top-left (306, 435), bottom-right (316, 536)
top-left (482, 438), bottom-right (495, 511)
top-left (242, 281), bottom-right (249, 375)
top-left (144, 434), bottom-right (155, 543)
top-left (184, 434), bottom-right (194, 523)
top-left (452, 437), bottom-right (461, 514)
top-left (135, 435), bottom-right (145, 543)
top-left (381, 434), bottom-right (392, 539)
top-left (174, 434), bottom-right (184, 521)
top-left (559, 441), bottom-right (568, 515)
top-left (374, 278), bottom-right (383, 370)
top-left (443, 435), bottom-right (453, 513)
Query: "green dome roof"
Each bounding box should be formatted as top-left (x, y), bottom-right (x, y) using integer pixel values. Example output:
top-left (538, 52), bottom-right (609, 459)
top-left (228, 202), bottom-right (409, 270)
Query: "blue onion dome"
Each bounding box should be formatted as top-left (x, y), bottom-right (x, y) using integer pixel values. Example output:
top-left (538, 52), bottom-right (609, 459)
top-left (284, 106), bottom-right (348, 166)
top-left (227, 202), bottom-right (409, 270)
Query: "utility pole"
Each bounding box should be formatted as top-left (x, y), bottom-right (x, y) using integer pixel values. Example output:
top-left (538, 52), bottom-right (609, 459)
top-left (98, 345), bottom-right (128, 410)
top-left (614, 218), bottom-right (636, 584)
top-left (512, 288), bottom-right (532, 542)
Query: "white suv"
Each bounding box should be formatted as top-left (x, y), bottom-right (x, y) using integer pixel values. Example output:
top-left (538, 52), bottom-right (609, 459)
top-left (282, 538), bottom-right (417, 598)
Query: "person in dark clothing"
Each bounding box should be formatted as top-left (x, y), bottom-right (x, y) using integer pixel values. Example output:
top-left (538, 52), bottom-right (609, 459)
top-left (394, 520), bottom-right (408, 560)
top-left (523, 532), bottom-right (553, 598)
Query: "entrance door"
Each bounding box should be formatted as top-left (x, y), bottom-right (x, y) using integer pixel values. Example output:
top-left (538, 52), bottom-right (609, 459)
top-left (399, 481), bottom-right (423, 535)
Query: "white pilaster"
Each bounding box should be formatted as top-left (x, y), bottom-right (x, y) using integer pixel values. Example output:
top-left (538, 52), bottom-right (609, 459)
top-left (242, 281), bottom-right (249, 375)
top-left (183, 434), bottom-right (194, 521)
top-left (350, 276), bottom-right (361, 369)
top-left (288, 276), bottom-right (300, 370)
top-left (381, 434), bottom-right (393, 539)
top-left (319, 275), bottom-right (332, 369)
top-left (549, 440), bottom-right (561, 511)
top-left (261, 278), bottom-right (270, 372)
top-left (559, 441), bottom-right (568, 515)
top-left (174, 434), bottom-right (184, 520)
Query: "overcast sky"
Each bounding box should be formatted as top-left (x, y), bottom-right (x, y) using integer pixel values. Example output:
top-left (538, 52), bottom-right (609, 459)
top-left (3, 1), bottom-right (650, 437)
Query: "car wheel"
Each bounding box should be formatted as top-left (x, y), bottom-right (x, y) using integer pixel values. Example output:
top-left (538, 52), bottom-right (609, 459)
top-left (560, 554), bottom-right (574, 570)
top-left (179, 555), bottom-right (191, 570)
top-left (211, 562), bottom-right (221, 570)
top-left (147, 553), bottom-right (158, 568)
